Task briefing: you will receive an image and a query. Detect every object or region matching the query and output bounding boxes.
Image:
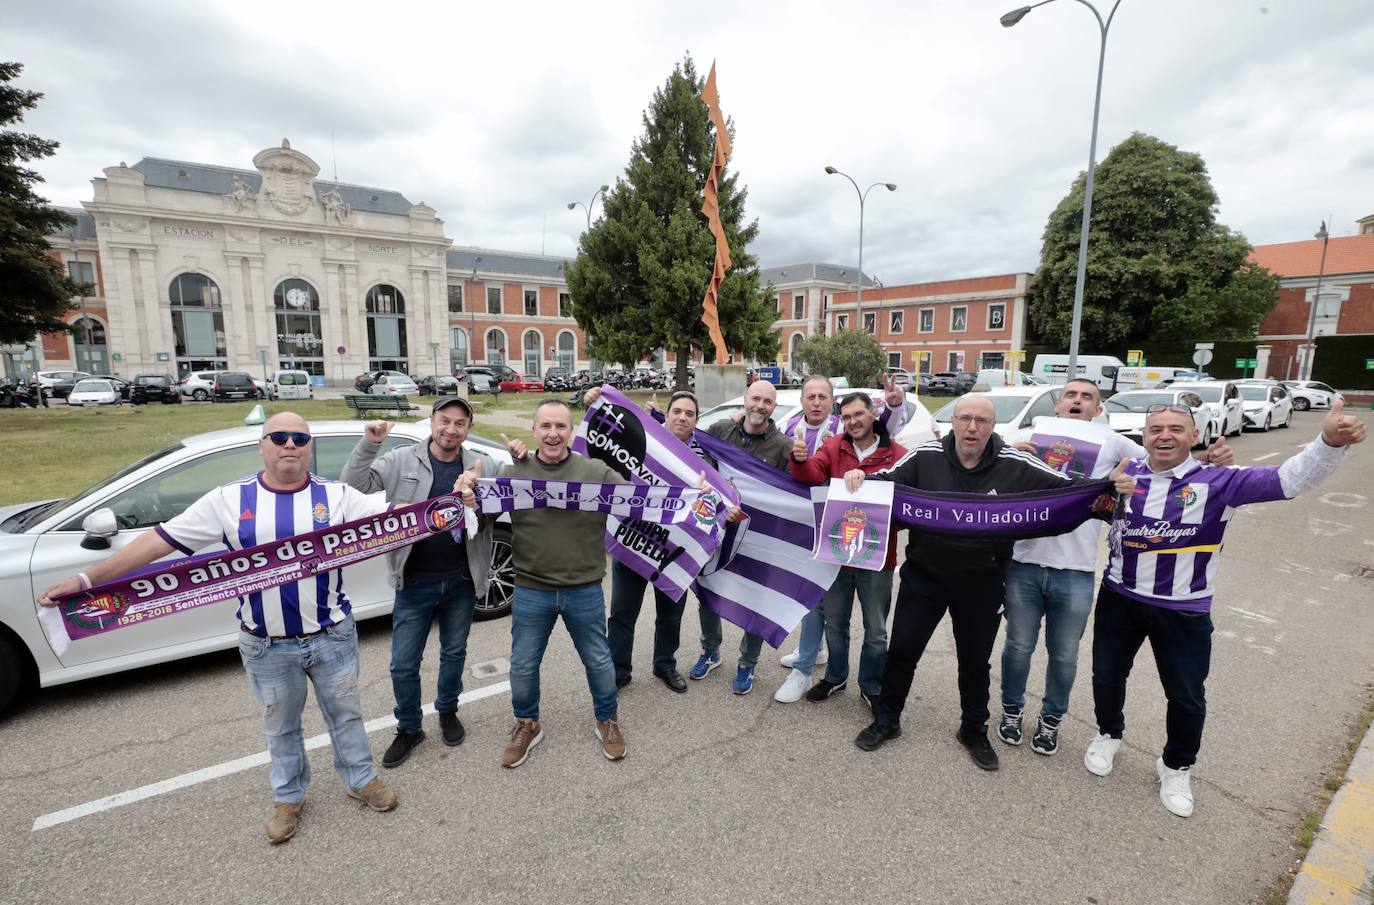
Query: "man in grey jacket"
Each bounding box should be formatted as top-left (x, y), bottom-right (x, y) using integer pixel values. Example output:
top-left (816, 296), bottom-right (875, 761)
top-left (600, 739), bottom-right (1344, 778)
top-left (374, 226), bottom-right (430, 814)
top-left (342, 396), bottom-right (495, 767)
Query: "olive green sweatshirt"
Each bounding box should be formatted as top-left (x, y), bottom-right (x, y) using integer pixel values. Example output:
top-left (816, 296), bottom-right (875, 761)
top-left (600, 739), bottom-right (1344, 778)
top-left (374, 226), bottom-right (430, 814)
top-left (499, 451), bottom-right (625, 590)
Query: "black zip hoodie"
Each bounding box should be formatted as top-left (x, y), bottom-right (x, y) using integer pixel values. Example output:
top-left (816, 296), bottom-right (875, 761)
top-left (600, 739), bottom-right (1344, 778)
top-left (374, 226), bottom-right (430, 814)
top-left (872, 432), bottom-right (1072, 580)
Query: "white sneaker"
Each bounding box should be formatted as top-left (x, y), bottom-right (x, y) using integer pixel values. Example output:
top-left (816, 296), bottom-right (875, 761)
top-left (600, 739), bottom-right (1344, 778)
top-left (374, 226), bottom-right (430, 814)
top-left (773, 668), bottom-right (812, 703)
top-left (780, 647), bottom-right (827, 669)
top-left (1084, 733), bottom-right (1122, 776)
top-left (1156, 757), bottom-right (1195, 818)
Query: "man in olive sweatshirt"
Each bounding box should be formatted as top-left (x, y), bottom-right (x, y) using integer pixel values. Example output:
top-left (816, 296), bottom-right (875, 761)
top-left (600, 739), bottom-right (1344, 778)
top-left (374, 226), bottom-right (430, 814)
top-left (485, 399), bottom-right (628, 768)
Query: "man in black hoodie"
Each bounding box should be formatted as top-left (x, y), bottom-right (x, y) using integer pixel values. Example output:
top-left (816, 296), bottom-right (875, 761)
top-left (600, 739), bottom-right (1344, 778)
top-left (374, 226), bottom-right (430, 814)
top-left (842, 394), bottom-right (1087, 770)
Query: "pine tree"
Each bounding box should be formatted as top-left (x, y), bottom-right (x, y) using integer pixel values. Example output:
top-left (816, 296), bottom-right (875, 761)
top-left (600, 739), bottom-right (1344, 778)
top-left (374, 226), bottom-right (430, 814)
top-left (0, 61), bottom-right (79, 345)
top-left (565, 55), bottom-right (778, 388)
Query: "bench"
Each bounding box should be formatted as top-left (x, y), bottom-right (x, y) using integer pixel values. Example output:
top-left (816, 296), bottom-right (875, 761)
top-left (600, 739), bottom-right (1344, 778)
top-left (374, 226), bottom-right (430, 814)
top-left (343, 394), bottom-right (418, 419)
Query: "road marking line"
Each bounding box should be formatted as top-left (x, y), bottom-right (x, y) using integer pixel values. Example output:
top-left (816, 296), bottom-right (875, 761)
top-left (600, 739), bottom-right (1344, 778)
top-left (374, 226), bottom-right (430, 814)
top-left (31, 680), bottom-right (512, 832)
top-left (1251, 452), bottom-right (1280, 462)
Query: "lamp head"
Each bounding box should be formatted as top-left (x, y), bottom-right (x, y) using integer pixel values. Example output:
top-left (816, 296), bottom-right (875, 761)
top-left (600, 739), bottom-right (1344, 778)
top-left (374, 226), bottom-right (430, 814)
top-left (599, 184), bottom-right (610, 192)
top-left (567, 202), bottom-right (578, 210)
top-left (883, 183), bottom-right (898, 191)
top-left (1316, 221), bottom-right (1329, 241)
top-left (824, 166), bottom-right (838, 175)
top-left (1001, 6), bottom-right (1032, 26)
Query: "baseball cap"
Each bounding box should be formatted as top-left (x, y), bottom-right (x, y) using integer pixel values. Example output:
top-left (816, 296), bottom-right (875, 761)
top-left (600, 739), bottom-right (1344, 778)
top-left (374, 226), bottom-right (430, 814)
top-left (431, 396), bottom-right (475, 419)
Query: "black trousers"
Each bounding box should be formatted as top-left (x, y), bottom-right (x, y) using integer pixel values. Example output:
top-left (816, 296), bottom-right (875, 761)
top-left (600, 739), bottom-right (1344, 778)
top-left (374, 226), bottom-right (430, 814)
top-left (1092, 582), bottom-right (1212, 770)
top-left (606, 559), bottom-right (686, 681)
top-left (874, 567), bottom-right (1006, 732)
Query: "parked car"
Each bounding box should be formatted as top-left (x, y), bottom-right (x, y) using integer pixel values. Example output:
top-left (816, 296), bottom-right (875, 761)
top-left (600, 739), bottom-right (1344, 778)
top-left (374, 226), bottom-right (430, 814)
top-left (1238, 382), bottom-right (1293, 431)
top-left (1167, 380), bottom-right (1245, 437)
top-left (467, 372), bottom-right (500, 395)
top-left (210, 372), bottom-right (257, 403)
top-left (463, 364), bottom-right (520, 384)
top-left (1281, 380), bottom-right (1343, 411)
top-left (500, 374), bottom-right (546, 393)
top-left (930, 386), bottom-right (1062, 439)
top-left (127, 374), bottom-right (182, 405)
top-left (178, 370), bottom-right (221, 402)
top-left (1104, 389), bottom-right (1219, 448)
top-left (927, 371), bottom-right (978, 396)
top-left (271, 370), bottom-right (314, 401)
top-left (886, 368), bottom-right (915, 392)
top-left (369, 373), bottom-right (420, 396)
top-left (416, 375), bottom-right (459, 396)
top-left (353, 371), bottom-right (384, 393)
top-left (0, 421), bottom-right (516, 715)
top-left (66, 378), bottom-right (124, 407)
top-left (35, 370), bottom-right (91, 398)
top-left (697, 388), bottom-right (936, 448)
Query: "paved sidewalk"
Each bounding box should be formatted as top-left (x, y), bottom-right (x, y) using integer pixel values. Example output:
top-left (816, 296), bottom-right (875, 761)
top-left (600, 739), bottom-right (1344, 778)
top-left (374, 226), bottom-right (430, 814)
top-left (1290, 714), bottom-right (1374, 904)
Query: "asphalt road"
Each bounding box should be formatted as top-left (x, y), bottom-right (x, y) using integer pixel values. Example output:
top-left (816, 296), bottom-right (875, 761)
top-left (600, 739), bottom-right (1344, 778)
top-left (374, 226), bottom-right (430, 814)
top-left (2, 410), bottom-right (1371, 905)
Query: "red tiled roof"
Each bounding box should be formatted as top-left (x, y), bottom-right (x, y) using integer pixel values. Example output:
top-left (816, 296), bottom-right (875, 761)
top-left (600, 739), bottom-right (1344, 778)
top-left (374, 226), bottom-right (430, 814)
top-left (1249, 234), bottom-right (1374, 278)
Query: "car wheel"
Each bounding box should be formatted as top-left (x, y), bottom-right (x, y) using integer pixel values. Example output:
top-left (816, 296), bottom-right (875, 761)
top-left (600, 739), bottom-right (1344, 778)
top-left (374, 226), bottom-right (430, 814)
top-left (1228, 415), bottom-right (1242, 438)
top-left (192, 389), bottom-right (209, 402)
top-left (0, 630), bottom-right (33, 716)
top-left (1293, 397), bottom-right (1310, 412)
top-left (1261, 415), bottom-right (1271, 432)
top-left (1280, 408), bottom-right (1291, 428)
top-left (476, 524), bottom-right (514, 621)
top-left (1195, 424), bottom-right (1212, 450)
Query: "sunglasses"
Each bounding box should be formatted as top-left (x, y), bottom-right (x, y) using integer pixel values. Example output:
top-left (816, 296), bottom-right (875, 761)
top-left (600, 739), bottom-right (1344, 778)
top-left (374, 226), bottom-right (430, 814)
top-left (1146, 404), bottom-right (1194, 415)
top-left (265, 431), bottom-right (313, 447)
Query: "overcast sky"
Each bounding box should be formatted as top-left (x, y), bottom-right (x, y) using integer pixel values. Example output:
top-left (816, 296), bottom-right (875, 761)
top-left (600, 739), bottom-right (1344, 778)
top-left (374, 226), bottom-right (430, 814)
top-left (6, 0), bottom-right (1372, 285)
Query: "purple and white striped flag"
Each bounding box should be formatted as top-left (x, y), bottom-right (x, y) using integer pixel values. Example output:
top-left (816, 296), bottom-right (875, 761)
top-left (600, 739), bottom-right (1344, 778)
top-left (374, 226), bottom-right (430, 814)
top-left (471, 478), bottom-right (706, 524)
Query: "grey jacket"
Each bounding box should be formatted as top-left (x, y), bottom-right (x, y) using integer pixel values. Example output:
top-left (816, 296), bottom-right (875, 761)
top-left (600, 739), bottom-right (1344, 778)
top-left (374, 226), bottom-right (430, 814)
top-left (341, 438), bottom-right (495, 592)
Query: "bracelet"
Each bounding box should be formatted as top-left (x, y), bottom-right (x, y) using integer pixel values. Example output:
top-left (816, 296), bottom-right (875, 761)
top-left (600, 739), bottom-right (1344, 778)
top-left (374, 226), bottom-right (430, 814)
top-left (77, 572), bottom-right (92, 590)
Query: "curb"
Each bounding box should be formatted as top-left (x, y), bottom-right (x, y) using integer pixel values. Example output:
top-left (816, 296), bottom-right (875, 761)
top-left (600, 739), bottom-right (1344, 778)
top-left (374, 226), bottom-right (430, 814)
top-left (1289, 716), bottom-right (1374, 904)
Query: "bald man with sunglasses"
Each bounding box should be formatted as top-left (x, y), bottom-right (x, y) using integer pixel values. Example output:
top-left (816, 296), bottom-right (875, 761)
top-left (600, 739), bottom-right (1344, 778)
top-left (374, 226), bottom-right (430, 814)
top-left (38, 412), bottom-right (398, 844)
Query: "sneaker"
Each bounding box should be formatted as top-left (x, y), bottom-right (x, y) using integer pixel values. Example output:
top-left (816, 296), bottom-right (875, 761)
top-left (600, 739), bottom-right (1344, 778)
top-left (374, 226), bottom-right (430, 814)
top-left (1031, 715), bottom-right (1060, 756)
top-left (956, 726), bottom-right (999, 771)
top-left (688, 650), bottom-right (721, 680)
top-left (381, 729), bottom-right (425, 768)
top-left (773, 668), bottom-right (812, 703)
top-left (1156, 757), bottom-right (1195, 817)
top-left (615, 674), bottom-right (632, 689)
top-left (266, 801), bottom-right (302, 844)
top-left (595, 719), bottom-right (627, 761)
top-left (859, 688), bottom-right (876, 713)
top-left (731, 665), bottom-right (756, 695)
top-left (855, 721), bottom-right (902, 751)
top-left (780, 646), bottom-right (828, 668)
top-left (806, 678), bottom-right (849, 703)
top-left (346, 777), bottom-right (398, 812)
top-left (438, 711), bottom-right (465, 747)
top-left (1084, 733), bottom-right (1122, 776)
top-left (997, 707), bottom-right (1023, 746)
top-left (502, 718), bottom-right (544, 768)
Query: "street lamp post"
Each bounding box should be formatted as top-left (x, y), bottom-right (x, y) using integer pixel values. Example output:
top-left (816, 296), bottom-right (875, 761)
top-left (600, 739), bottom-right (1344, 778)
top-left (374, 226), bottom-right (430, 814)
top-left (824, 167), bottom-right (896, 332)
top-left (567, 184), bottom-right (611, 231)
top-left (1002, 0), bottom-right (1125, 383)
top-left (1298, 221), bottom-right (1330, 382)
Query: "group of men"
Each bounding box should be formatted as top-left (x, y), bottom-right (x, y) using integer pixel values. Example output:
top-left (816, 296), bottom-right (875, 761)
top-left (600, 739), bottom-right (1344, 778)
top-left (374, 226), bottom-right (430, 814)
top-left (37, 372), bottom-right (1365, 843)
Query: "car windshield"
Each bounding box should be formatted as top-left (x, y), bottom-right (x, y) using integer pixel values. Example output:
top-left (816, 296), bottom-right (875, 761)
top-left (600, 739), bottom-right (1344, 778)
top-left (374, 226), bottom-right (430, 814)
top-left (75, 380), bottom-right (112, 392)
top-left (1188, 386), bottom-right (1222, 402)
top-left (1239, 386), bottom-right (1269, 401)
top-left (1106, 392), bottom-right (1176, 413)
top-left (8, 443), bottom-right (185, 532)
top-left (933, 395), bottom-right (1034, 423)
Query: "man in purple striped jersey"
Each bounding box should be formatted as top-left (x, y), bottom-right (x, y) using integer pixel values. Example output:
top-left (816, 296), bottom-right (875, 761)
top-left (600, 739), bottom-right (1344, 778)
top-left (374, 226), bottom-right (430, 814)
top-left (1085, 401), bottom-right (1366, 818)
top-left (37, 412), bottom-right (398, 844)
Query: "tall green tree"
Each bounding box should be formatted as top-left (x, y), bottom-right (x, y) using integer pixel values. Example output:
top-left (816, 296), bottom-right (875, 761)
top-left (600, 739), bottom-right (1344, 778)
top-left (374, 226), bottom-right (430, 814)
top-left (0, 62), bottom-right (79, 345)
top-left (1030, 132), bottom-right (1278, 349)
top-left (565, 55), bottom-right (778, 388)
top-left (794, 330), bottom-right (885, 389)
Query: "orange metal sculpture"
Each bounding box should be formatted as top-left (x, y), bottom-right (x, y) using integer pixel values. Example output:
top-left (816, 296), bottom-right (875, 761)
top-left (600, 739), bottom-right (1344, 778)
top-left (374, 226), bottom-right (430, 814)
top-left (698, 62), bottom-right (732, 365)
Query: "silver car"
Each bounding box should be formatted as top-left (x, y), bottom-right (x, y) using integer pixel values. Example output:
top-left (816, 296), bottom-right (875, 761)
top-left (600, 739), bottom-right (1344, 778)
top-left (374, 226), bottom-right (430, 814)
top-left (0, 421), bottom-right (514, 714)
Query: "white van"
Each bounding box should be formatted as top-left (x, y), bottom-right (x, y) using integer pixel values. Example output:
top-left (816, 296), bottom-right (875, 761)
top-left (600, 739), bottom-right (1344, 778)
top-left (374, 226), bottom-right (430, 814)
top-left (1030, 354), bottom-right (1125, 391)
top-left (272, 370), bottom-right (314, 400)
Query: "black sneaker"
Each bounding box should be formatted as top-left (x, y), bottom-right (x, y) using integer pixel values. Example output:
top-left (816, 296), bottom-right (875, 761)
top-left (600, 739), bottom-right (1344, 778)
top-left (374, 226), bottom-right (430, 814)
top-left (1031, 714), bottom-right (1060, 756)
top-left (957, 726), bottom-right (999, 771)
top-left (855, 721), bottom-right (901, 752)
top-left (805, 678), bottom-right (848, 703)
top-left (998, 707), bottom-right (1023, 746)
top-left (439, 710), bottom-right (465, 746)
top-left (382, 729), bottom-right (425, 768)
top-left (615, 674), bottom-right (632, 689)
top-left (859, 689), bottom-right (876, 713)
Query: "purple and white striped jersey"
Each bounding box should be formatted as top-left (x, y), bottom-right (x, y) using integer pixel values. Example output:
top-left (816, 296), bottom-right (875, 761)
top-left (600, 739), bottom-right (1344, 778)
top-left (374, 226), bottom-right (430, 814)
top-left (781, 399), bottom-right (907, 456)
top-left (1105, 436), bottom-right (1348, 613)
top-left (157, 472), bottom-right (388, 636)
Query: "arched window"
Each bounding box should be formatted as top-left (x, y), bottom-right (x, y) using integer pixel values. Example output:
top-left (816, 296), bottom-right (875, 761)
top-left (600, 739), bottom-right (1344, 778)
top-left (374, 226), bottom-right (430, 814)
top-left (557, 331), bottom-right (577, 373)
top-left (522, 329), bottom-right (542, 377)
top-left (485, 328), bottom-right (507, 365)
top-left (72, 316), bottom-right (107, 374)
top-left (789, 332), bottom-right (803, 367)
top-left (450, 328), bottom-right (469, 371)
top-left (169, 273), bottom-right (226, 376)
top-left (365, 283), bottom-right (408, 372)
top-left (273, 279), bottom-right (323, 377)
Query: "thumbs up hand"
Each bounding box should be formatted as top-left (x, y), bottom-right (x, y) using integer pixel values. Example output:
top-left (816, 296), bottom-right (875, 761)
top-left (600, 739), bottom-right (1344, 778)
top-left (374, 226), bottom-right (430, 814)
top-left (1204, 436), bottom-right (1234, 467)
top-left (1109, 457), bottom-right (1136, 496)
top-left (792, 423), bottom-right (809, 462)
top-left (453, 458), bottom-right (482, 508)
top-left (501, 433), bottom-right (529, 461)
top-left (1322, 398), bottom-right (1367, 447)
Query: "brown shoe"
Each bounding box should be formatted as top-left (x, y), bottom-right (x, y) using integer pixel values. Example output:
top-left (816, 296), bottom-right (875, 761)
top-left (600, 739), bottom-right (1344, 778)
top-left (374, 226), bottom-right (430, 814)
top-left (595, 718), bottom-right (626, 761)
top-left (346, 777), bottom-right (398, 812)
top-left (266, 801), bottom-right (302, 844)
top-left (502, 718), bottom-right (543, 768)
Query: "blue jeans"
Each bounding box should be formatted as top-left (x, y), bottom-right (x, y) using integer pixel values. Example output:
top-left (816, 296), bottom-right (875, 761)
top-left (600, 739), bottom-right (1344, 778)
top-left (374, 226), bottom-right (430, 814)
top-left (510, 583), bottom-right (619, 722)
top-left (698, 603), bottom-right (764, 668)
top-left (814, 567), bottom-right (893, 695)
top-left (1000, 560), bottom-right (1095, 720)
top-left (238, 615), bottom-right (375, 804)
top-left (607, 559), bottom-right (685, 680)
top-left (391, 573), bottom-right (477, 733)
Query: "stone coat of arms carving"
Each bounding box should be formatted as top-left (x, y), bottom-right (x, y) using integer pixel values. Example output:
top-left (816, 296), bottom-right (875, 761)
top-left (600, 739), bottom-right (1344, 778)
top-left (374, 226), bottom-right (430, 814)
top-left (253, 140), bottom-right (319, 217)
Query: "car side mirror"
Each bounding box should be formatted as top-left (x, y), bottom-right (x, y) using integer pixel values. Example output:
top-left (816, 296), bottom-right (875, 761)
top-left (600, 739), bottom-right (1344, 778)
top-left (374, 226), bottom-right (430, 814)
top-left (81, 508), bottom-right (118, 550)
